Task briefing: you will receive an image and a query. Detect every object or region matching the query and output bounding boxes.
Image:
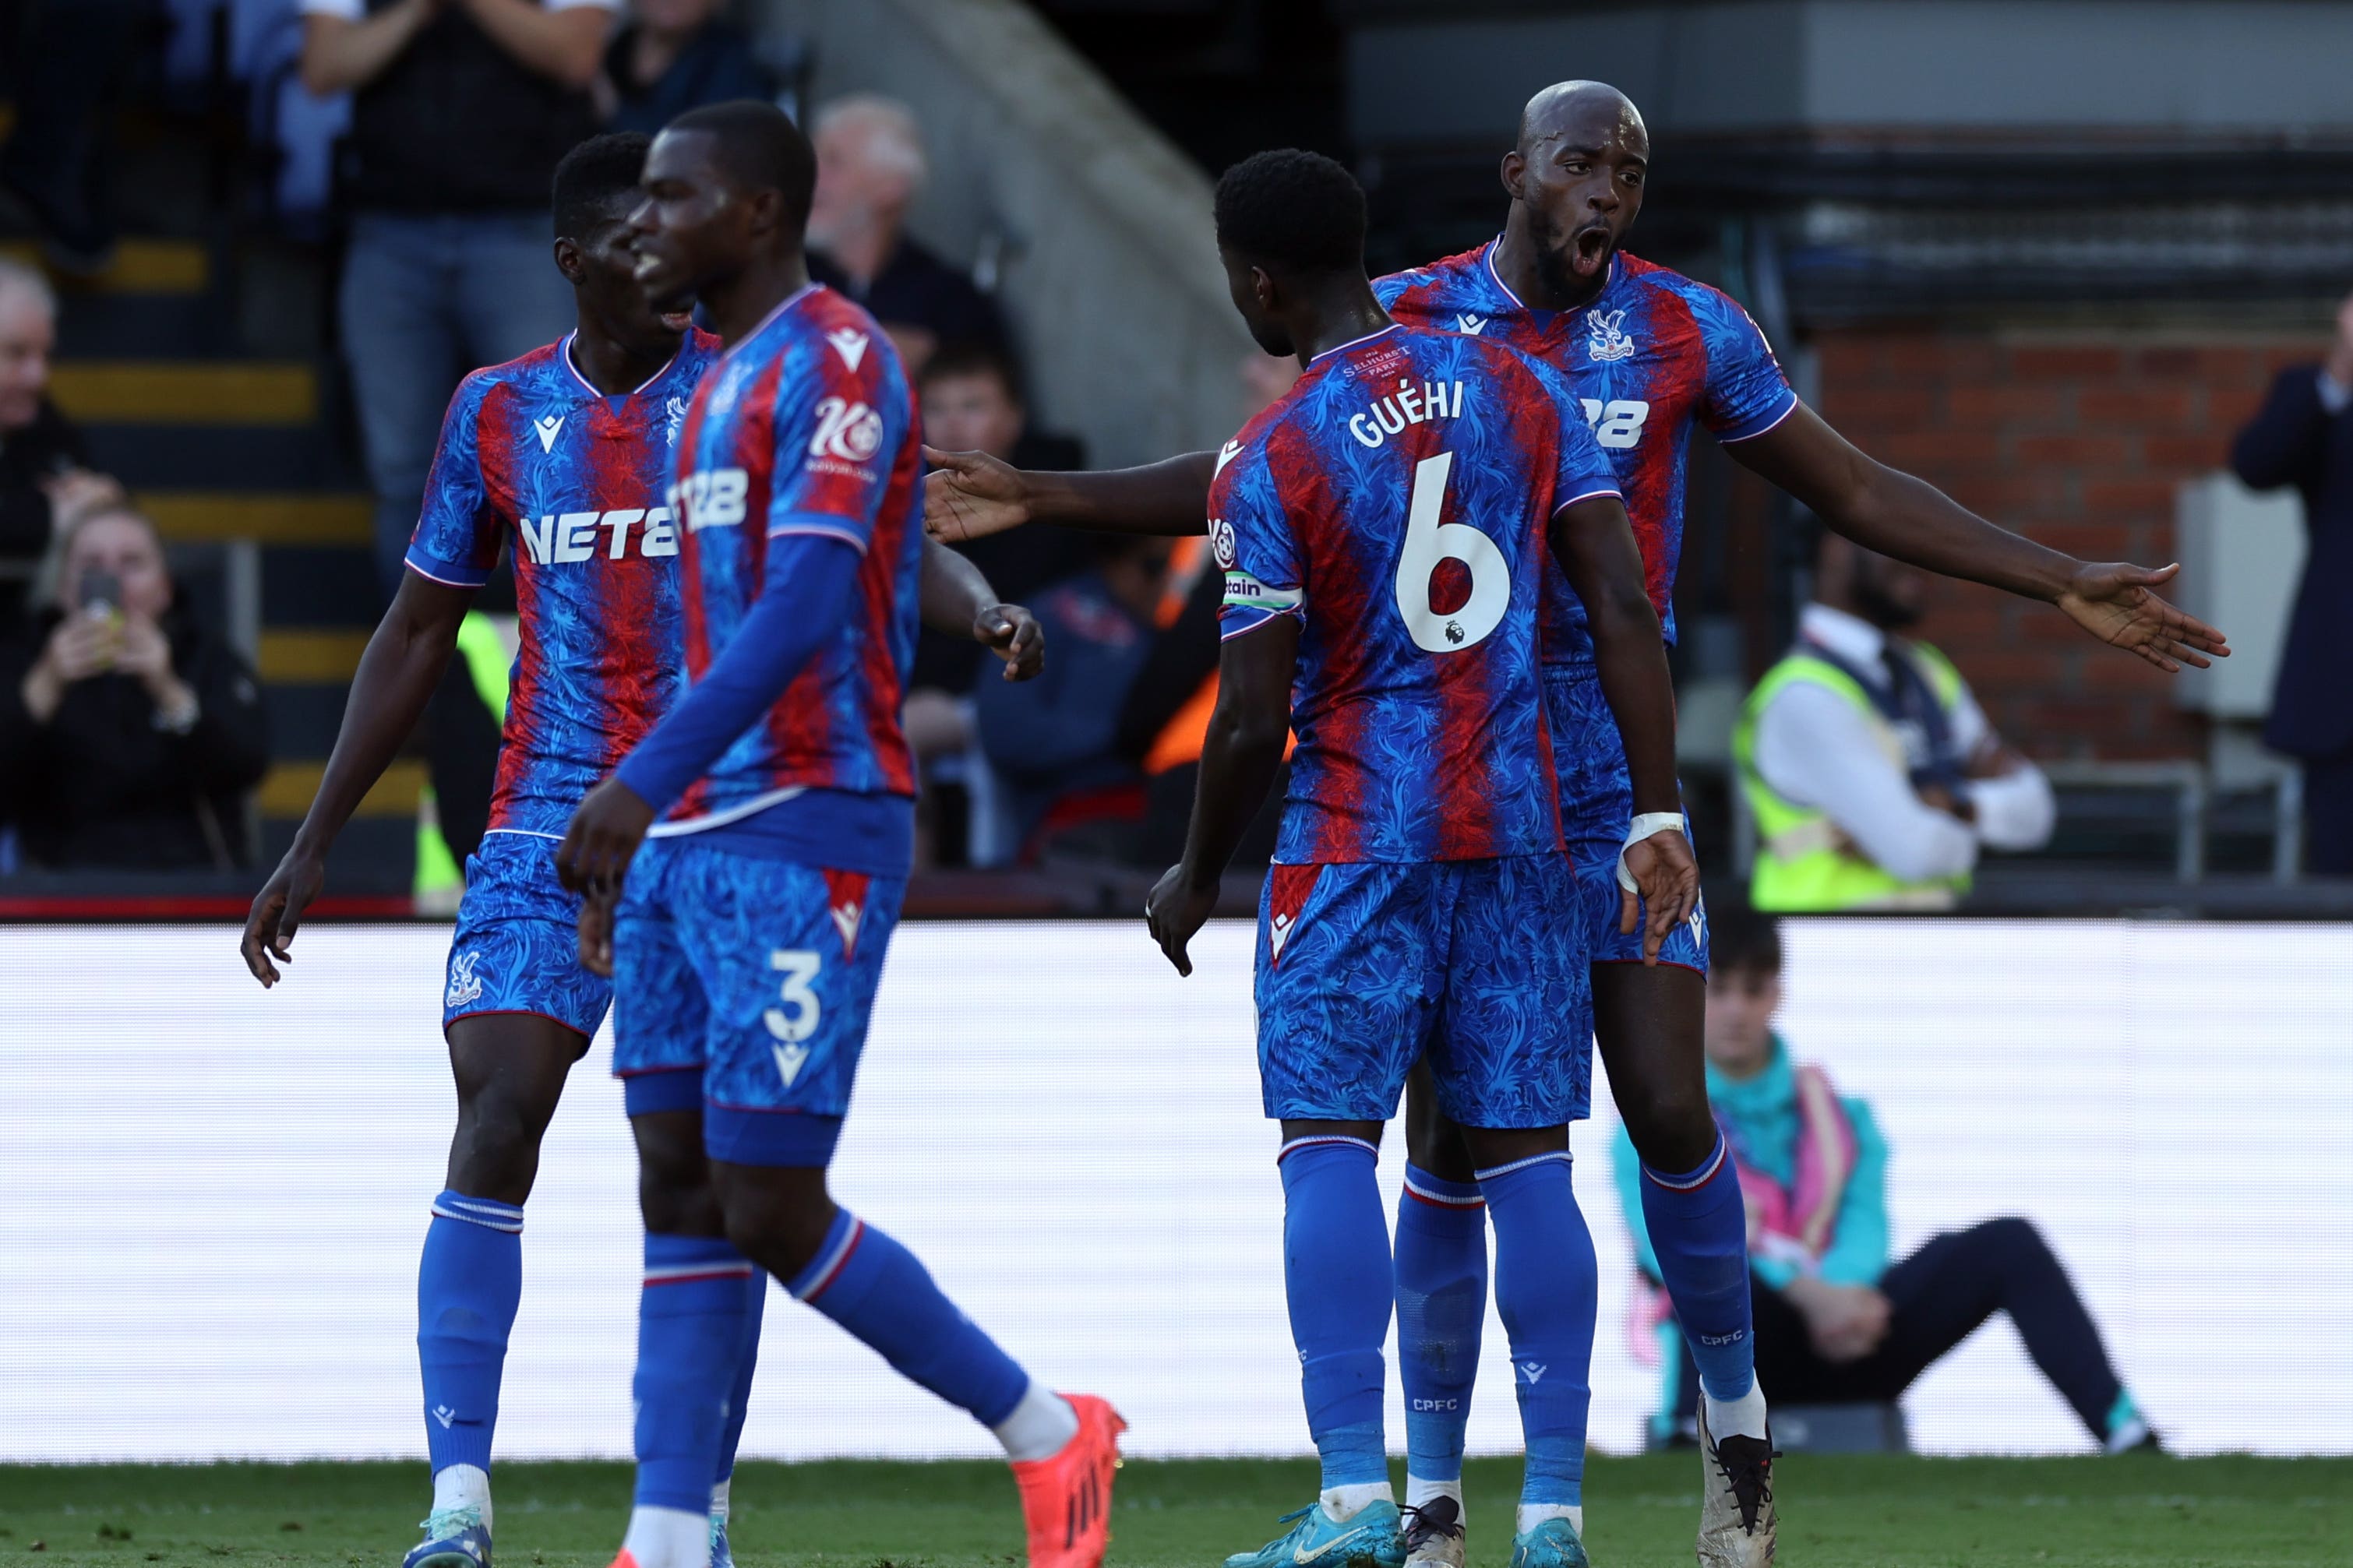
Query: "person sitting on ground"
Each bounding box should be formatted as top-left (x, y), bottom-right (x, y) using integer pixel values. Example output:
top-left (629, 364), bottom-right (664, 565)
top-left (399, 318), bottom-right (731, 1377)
top-left (1612, 901), bottom-right (2157, 1453)
top-left (972, 534), bottom-right (1173, 857)
top-left (805, 94), bottom-right (1005, 376)
top-left (0, 503), bottom-right (269, 870)
top-left (1736, 530), bottom-right (2054, 911)
top-left (596, 0), bottom-right (775, 136)
top-left (0, 257), bottom-right (126, 640)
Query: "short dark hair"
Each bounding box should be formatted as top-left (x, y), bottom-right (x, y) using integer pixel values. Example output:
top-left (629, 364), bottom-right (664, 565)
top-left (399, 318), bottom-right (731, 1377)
top-left (667, 100), bottom-right (817, 234)
top-left (1707, 896), bottom-right (1783, 978)
top-left (1213, 149), bottom-right (1365, 273)
top-left (919, 340), bottom-right (1022, 400)
top-left (552, 132), bottom-right (651, 240)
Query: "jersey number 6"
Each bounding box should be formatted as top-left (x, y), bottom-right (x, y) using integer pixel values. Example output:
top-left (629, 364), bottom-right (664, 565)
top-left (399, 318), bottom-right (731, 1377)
top-left (1395, 450), bottom-right (1508, 654)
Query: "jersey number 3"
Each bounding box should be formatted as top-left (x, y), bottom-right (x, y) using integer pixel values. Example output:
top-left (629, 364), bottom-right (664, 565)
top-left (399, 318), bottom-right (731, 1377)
top-left (1395, 450), bottom-right (1508, 654)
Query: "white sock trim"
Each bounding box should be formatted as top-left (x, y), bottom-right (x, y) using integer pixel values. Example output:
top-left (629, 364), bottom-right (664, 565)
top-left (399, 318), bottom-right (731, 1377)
top-left (1706, 1380), bottom-right (1771, 1443)
top-left (993, 1380), bottom-right (1080, 1463)
top-left (710, 1477), bottom-right (731, 1521)
top-left (431, 1463), bottom-right (491, 1531)
top-left (1404, 1475), bottom-right (1462, 1511)
top-left (1517, 1503), bottom-right (1583, 1538)
top-left (1321, 1481), bottom-right (1395, 1521)
top-left (621, 1504), bottom-right (707, 1568)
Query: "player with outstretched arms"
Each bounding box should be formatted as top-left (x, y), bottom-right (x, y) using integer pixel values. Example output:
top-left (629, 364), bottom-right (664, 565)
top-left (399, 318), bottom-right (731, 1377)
top-left (1143, 148), bottom-right (1695, 1568)
top-left (552, 101), bottom-right (1122, 1568)
top-left (238, 132), bottom-right (1043, 1568)
top-left (932, 83), bottom-right (2230, 1568)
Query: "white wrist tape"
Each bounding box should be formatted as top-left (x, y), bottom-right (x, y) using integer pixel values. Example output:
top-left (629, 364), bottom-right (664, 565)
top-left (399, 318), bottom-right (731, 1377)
top-left (1615, 812), bottom-right (1688, 893)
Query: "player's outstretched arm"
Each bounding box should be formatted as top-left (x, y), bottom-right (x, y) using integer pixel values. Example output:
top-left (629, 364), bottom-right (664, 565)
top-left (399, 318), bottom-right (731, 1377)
top-left (240, 572), bottom-right (474, 986)
top-left (1730, 404), bottom-right (2229, 673)
top-left (1550, 494), bottom-right (1700, 962)
top-left (916, 535), bottom-right (1044, 681)
top-left (923, 447), bottom-right (1219, 545)
top-left (1145, 615), bottom-right (1299, 977)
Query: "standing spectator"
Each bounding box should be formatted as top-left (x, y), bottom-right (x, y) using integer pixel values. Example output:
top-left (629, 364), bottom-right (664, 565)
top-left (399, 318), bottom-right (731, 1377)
top-left (0, 258), bottom-right (125, 640)
top-left (595, 0), bottom-right (774, 136)
top-left (806, 94), bottom-right (1004, 376)
top-left (1734, 534), bottom-right (2054, 911)
top-left (0, 504), bottom-right (269, 869)
top-left (1613, 904), bottom-right (2157, 1453)
top-left (2229, 290), bottom-right (2353, 875)
top-left (298, 0), bottom-right (614, 592)
top-left (0, 0), bottom-right (155, 270)
top-left (972, 535), bottom-right (1171, 854)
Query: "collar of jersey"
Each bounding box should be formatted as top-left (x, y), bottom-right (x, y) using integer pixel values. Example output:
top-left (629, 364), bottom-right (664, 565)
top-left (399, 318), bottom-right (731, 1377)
top-left (716, 280), bottom-right (822, 365)
top-left (1480, 236), bottom-right (1616, 319)
top-left (559, 329), bottom-right (693, 403)
top-left (1306, 320), bottom-right (1402, 368)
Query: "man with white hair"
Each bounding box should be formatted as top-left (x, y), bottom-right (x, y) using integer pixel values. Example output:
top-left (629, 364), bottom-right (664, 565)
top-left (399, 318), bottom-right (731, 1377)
top-left (0, 259), bottom-right (124, 638)
top-left (806, 93), bottom-right (1005, 375)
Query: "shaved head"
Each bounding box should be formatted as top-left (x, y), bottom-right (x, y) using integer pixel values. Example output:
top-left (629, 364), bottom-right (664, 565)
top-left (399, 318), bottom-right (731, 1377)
top-left (1517, 80), bottom-right (1644, 157)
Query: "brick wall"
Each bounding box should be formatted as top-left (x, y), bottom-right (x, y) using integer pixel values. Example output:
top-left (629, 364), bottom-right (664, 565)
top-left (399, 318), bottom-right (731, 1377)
top-left (1810, 326), bottom-right (2326, 759)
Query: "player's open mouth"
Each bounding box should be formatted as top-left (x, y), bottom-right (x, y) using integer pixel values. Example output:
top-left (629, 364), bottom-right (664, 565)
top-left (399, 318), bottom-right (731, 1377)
top-left (658, 310), bottom-right (695, 332)
top-left (1572, 225), bottom-right (1614, 278)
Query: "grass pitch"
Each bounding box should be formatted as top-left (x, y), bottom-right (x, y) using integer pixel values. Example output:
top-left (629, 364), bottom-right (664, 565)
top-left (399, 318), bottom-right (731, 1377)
top-left (1, 1453), bottom-right (2344, 1567)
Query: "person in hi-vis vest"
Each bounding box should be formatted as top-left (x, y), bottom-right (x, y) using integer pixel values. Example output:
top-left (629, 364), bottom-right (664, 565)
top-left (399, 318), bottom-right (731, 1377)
top-left (1736, 534), bottom-right (2054, 911)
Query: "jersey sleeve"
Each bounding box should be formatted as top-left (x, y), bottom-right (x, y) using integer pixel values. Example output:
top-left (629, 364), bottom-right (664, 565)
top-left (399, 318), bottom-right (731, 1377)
top-left (1212, 439), bottom-right (1303, 640)
top-left (764, 327), bottom-right (910, 554)
top-left (1693, 286), bottom-right (1799, 442)
top-left (404, 376), bottom-right (502, 589)
top-left (1521, 353), bottom-right (1625, 511)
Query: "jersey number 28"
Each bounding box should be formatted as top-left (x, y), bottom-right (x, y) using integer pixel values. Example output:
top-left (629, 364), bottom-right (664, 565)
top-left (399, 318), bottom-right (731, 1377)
top-left (1395, 451), bottom-right (1508, 653)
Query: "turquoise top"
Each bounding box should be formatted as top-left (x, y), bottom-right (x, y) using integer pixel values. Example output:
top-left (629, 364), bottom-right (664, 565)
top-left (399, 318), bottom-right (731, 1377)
top-left (1610, 1032), bottom-right (1890, 1290)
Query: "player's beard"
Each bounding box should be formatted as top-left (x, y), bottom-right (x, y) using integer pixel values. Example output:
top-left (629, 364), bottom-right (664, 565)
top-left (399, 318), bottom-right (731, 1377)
top-left (1526, 203), bottom-right (1611, 299)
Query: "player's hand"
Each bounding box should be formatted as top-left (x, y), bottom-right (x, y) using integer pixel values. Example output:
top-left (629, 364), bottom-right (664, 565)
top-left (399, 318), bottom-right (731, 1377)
top-left (923, 447), bottom-right (1033, 544)
top-left (577, 884), bottom-right (617, 978)
top-left (975, 601), bottom-right (1044, 681)
top-left (242, 846), bottom-right (326, 987)
top-left (2055, 561), bottom-right (2230, 674)
top-left (556, 777), bottom-right (655, 896)
top-left (1145, 863), bottom-right (1218, 977)
top-left (1617, 827), bottom-right (1700, 964)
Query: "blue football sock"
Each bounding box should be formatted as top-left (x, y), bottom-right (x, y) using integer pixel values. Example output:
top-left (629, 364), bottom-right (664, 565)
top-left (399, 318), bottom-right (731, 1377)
top-left (788, 1209), bottom-right (1029, 1427)
top-left (1278, 1136), bottom-right (1393, 1491)
top-left (634, 1234), bottom-right (757, 1513)
top-left (1395, 1165), bottom-right (1486, 1486)
top-left (716, 1270), bottom-right (767, 1485)
top-left (1640, 1135), bottom-right (1756, 1404)
top-left (1478, 1153), bottom-right (1596, 1510)
top-left (417, 1190), bottom-right (524, 1478)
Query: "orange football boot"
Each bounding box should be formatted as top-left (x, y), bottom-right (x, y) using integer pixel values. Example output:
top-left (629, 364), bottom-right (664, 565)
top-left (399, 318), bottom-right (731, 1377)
top-left (1011, 1393), bottom-right (1127, 1568)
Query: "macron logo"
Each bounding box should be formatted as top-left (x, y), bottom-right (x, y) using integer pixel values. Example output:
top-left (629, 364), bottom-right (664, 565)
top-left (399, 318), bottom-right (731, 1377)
top-left (830, 900), bottom-right (863, 955)
top-left (1214, 439), bottom-right (1244, 477)
top-left (1455, 313), bottom-right (1487, 336)
top-left (1518, 1361), bottom-right (1548, 1384)
top-left (534, 414), bottom-right (565, 453)
top-left (1268, 911), bottom-right (1296, 964)
top-left (773, 1041), bottom-right (811, 1087)
top-left (431, 1404), bottom-right (457, 1429)
top-left (825, 328), bottom-right (869, 371)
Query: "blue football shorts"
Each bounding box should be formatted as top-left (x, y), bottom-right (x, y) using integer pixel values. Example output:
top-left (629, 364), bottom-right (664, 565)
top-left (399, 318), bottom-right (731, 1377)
top-left (609, 835), bottom-right (905, 1167)
top-left (440, 830), bottom-right (612, 1045)
top-left (1254, 852), bottom-right (1593, 1128)
top-left (1544, 662), bottom-right (1711, 974)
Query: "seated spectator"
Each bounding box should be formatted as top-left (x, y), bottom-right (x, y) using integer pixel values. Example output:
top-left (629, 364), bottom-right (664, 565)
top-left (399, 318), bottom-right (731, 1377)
top-left (1613, 903), bottom-right (2157, 1453)
top-left (1735, 532), bottom-right (2054, 911)
top-left (0, 258), bottom-right (126, 640)
top-left (972, 536), bottom-right (1172, 856)
top-left (0, 504), bottom-right (270, 870)
top-left (596, 0), bottom-right (775, 136)
top-left (806, 94), bottom-right (1004, 375)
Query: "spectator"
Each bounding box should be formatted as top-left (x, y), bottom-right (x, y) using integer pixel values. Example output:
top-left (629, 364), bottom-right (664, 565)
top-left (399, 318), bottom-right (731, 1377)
top-left (1734, 533), bottom-right (2053, 911)
top-left (0, 0), bottom-right (154, 270)
top-left (2228, 289), bottom-right (2353, 875)
top-left (972, 535), bottom-right (1172, 855)
top-left (0, 503), bottom-right (269, 870)
top-left (1613, 903), bottom-right (2157, 1453)
top-left (0, 258), bottom-right (125, 640)
top-left (806, 94), bottom-right (1004, 376)
top-left (595, 0), bottom-right (774, 137)
top-left (910, 341), bottom-right (1090, 692)
top-left (298, 0), bottom-right (614, 592)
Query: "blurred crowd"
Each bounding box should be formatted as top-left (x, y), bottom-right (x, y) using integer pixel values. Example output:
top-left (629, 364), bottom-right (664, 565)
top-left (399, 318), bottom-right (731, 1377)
top-left (2, 0), bottom-right (2351, 886)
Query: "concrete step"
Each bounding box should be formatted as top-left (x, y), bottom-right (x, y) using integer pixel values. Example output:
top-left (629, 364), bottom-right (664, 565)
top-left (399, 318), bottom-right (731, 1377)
top-left (257, 757), bottom-right (425, 821)
top-left (86, 424), bottom-right (361, 490)
top-left (257, 627), bottom-right (369, 684)
top-left (145, 491), bottom-right (372, 548)
top-left (0, 238), bottom-right (210, 295)
top-left (263, 546), bottom-right (380, 627)
top-left (49, 360), bottom-right (316, 425)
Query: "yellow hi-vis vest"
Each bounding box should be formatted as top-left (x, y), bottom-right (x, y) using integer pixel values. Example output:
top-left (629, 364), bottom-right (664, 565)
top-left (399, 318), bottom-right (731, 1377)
top-left (1732, 642), bottom-right (1971, 913)
top-left (415, 611), bottom-right (517, 902)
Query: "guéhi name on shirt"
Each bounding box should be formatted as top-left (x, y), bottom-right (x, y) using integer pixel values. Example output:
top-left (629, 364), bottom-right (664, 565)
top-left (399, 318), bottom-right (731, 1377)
top-left (1346, 375), bottom-right (1652, 453)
